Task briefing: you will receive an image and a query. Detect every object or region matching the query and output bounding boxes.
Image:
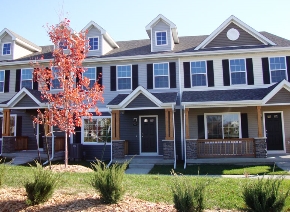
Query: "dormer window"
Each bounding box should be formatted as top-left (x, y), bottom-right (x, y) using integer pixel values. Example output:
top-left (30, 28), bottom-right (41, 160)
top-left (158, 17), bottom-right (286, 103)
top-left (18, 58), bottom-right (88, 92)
top-left (59, 40), bottom-right (68, 50)
top-left (2, 42), bottom-right (11, 55)
top-left (89, 37), bottom-right (99, 51)
top-left (156, 31), bottom-right (167, 46)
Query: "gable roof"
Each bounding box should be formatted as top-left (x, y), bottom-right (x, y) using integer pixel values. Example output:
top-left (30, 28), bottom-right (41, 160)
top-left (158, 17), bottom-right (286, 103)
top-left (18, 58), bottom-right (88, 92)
top-left (82, 21), bottom-right (119, 48)
top-left (145, 14), bottom-right (179, 44)
top-left (195, 15), bottom-right (276, 50)
top-left (107, 86), bottom-right (177, 109)
top-left (0, 28), bottom-right (42, 52)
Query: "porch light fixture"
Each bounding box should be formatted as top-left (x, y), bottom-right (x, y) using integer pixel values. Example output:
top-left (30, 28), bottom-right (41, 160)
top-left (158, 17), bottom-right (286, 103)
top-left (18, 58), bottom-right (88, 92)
top-left (120, 110), bottom-right (125, 114)
top-left (133, 118), bottom-right (138, 126)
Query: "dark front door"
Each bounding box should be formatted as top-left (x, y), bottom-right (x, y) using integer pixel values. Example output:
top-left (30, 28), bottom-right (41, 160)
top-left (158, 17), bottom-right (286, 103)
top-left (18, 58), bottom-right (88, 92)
top-left (265, 113), bottom-right (284, 150)
top-left (141, 117), bottom-right (157, 153)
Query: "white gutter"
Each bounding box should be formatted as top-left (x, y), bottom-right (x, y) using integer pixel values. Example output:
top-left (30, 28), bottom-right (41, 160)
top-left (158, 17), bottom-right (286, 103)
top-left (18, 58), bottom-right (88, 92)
top-left (107, 109), bottom-right (113, 167)
top-left (172, 104), bottom-right (176, 169)
top-left (183, 105), bottom-right (187, 169)
top-left (178, 57), bottom-right (184, 160)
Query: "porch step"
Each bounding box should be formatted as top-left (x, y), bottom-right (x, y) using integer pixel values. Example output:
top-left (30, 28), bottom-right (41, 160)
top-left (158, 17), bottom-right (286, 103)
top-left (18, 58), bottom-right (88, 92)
top-left (129, 163), bottom-right (154, 169)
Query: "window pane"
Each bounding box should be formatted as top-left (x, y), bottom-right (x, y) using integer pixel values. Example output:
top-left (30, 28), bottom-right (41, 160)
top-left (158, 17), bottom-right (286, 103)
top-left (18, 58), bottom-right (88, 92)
top-left (117, 65), bottom-right (131, 90)
top-left (83, 118), bottom-right (111, 143)
top-left (51, 67), bottom-right (61, 89)
top-left (191, 61), bottom-right (206, 86)
top-left (223, 114), bottom-right (239, 139)
top-left (89, 37), bottom-right (98, 50)
top-left (231, 72), bottom-right (246, 84)
top-left (154, 63), bottom-right (169, 88)
top-left (155, 76), bottom-right (168, 88)
top-left (270, 57), bottom-right (287, 83)
top-left (3, 43), bottom-right (11, 55)
top-left (192, 74), bottom-right (206, 86)
top-left (156, 32), bottom-right (167, 45)
top-left (21, 69), bottom-right (33, 89)
top-left (0, 71), bottom-right (4, 91)
top-left (271, 70), bottom-right (286, 83)
top-left (207, 115), bottom-right (222, 139)
top-left (230, 59), bottom-right (246, 85)
top-left (118, 78), bottom-right (131, 89)
top-left (0, 82), bottom-right (3, 92)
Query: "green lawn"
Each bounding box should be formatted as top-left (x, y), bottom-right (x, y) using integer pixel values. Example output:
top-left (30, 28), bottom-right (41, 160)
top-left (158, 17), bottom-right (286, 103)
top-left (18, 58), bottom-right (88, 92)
top-left (149, 163), bottom-right (289, 175)
top-left (1, 164), bottom-right (290, 211)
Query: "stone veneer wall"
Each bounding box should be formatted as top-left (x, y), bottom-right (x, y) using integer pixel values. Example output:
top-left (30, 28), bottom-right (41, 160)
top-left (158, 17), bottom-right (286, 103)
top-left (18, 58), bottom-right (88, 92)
top-left (254, 137), bottom-right (267, 158)
top-left (162, 140), bottom-right (174, 159)
top-left (186, 139), bottom-right (198, 159)
top-left (2, 137), bottom-right (16, 153)
top-left (112, 140), bottom-right (126, 159)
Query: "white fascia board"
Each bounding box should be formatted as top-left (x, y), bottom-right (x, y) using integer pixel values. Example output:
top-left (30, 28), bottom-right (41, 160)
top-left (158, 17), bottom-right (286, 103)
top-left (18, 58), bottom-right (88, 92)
top-left (103, 32), bottom-right (119, 48)
top-left (0, 29), bottom-right (14, 41)
top-left (262, 80), bottom-right (290, 103)
top-left (15, 38), bottom-right (42, 52)
top-left (195, 15), bottom-right (276, 50)
top-left (181, 100), bottom-right (262, 108)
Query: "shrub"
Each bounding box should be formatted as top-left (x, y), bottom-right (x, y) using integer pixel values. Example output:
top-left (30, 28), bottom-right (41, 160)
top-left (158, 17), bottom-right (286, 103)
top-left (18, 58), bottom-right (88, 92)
top-left (242, 176), bottom-right (289, 212)
top-left (91, 160), bottom-right (128, 204)
top-left (25, 162), bottom-right (59, 205)
top-left (0, 158), bottom-right (11, 187)
top-left (172, 173), bottom-right (206, 212)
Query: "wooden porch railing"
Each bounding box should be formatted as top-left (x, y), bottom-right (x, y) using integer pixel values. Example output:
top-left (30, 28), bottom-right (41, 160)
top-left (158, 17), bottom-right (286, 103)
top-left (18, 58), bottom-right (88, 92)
top-left (197, 138), bottom-right (255, 158)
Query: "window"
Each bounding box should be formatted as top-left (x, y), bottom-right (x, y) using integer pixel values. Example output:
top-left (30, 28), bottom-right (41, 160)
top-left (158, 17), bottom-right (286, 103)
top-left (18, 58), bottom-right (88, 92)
top-left (89, 37), bottom-right (99, 50)
top-left (59, 39), bottom-right (68, 50)
top-left (206, 113), bottom-right (240, 139)
top-left (230, 59), bottom-right (246, 85)
top-left (2, 43), bottom-right (11, 55)
top-left (0, 115), bottom-right (17, 136)
top-left (0, 70), bottom-right (4, 92)
top-left (51, 67), bottom-right (61, 90)
top-left (117, 65), bottom-right (131, 90)
top-left (21, 68), bottom-right (33, 89)
top-left (83, 67), bottom-right (96, 88)
top-left (191, 61), bottom-right (207, 86)
top-left (82, 117), bottom-right (111, 144)
top-left (156, 31), bottom-right (167, 45)
top-left (269, 57), bottom-right (287, 83)
top-left (154, 63), bottom-right (169, 88)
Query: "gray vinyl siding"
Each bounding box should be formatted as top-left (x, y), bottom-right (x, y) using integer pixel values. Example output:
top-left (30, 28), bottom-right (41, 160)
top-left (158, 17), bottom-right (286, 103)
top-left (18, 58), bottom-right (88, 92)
top-left (82, 145), bottom-right (111, 160)
top-left (266, 88), bottom-right (290, 104)
top-left (14, 95), bottom-right (39, 107)
top-left (151, 20), bottom-right (172, 52)
top-left (126, 93), bottom-right (158, 108)
top-left (86, 26), bottom-right (102, 57)
top-left (84, 59), bottom-right (180, 109)
top-left (0, 34), bottom-right (13, 61)
top-left (119, 109), bottom-right (165, 155)
top-left (206, 23), bottom-right (264, 48)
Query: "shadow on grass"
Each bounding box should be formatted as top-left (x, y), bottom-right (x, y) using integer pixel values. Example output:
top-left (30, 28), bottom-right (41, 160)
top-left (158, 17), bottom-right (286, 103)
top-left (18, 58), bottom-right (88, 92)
top-left (149, 163), bottom-right (288, 175)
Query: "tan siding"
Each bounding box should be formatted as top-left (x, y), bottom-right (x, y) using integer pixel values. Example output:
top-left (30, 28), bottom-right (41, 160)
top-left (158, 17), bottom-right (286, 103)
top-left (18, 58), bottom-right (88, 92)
top-left (152, 20), bottom-right (172, 52)
top-left (206, 23), bottom-right (264, 48)
top-left (266, 88), bottom-right (290, 104)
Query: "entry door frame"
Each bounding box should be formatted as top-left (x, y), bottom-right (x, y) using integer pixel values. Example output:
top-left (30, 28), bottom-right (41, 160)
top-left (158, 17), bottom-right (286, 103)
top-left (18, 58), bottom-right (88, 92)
top-left (263, 111), bottom-right (285, 154)
top-left (139, 115), bottom-right (159, 156)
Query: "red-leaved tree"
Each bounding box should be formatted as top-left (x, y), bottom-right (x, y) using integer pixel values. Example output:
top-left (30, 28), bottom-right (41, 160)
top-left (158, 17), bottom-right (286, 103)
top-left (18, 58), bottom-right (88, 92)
top-left (33, 19), bottom-right (104, 167)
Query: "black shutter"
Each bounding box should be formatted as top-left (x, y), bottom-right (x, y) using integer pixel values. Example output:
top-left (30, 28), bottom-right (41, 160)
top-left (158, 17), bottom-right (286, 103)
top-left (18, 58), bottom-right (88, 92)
top-left (132, 65), bottom-right (138, 89)
top-left (33, 69), bottom-right (38, 90)
top-left (262, 57), bottom-right (270, 84)
top-left (15, 69), bottom-right (21, 92)
top-left (97, 67), bottom-right (102, 86)
top-left (4, 70), bottom-right (10, 92)
top-left (45, 67), bottom-right (50, 90)
top-left (110, 66), bottom-right (116, 91)
top-left (241, 113), bottom-right (249, 138)
top-left (246, 58), bottom-right (254, 85)
top-left (16, 116), bottom-right (22, 136)
top-left (147, 64), bottom-right (153, 89)
top-left (183, 62), bottom-right (191, 88)
top-left (207, 60), bottom-right (214, 87)
top-left (222, 59), bottom-right (230, 86)
top-left (169, 62), bottom-right (176, 88)
top-left (197, 115), bottom-right (205, 139)
top-left (286, 56), bottom-right (290, 82)
top-left (74, 126), bottom-right (81, 143)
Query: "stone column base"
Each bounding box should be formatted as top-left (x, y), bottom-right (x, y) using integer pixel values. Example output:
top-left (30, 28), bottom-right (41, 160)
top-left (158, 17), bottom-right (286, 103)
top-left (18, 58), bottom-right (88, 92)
top-left (112, 140), bottom-right (126, 159)
top-left (162, 140), bottom-right (174, 159)
top-left (254, 137), bottom-right (267, 158)
top-left (186, 139), bottom-right (197, 159)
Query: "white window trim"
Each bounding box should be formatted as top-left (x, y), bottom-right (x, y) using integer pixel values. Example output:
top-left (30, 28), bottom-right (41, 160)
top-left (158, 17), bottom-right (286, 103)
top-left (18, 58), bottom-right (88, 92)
top-left (153, 62), bottom-right (170, 89)
top-left (21, 68), bottom-right (33, 89)
top-left (0, 70), bottom-right (5, 93)
top-left (268, 56), bottom-right (287, 84)
top-left (155, 31), bottom-right (168, 46)
top-left (81, 116), bottom-right (112, 145)
top-left (83, 67), bottom-right (96, 89)
top-left (229, 58), bottom-right (247, 85)
top-left (117, 64), bottom-right (132, 91)
top-left (204, 112), bottom-right (241, 139)
top-left (2, 42), bottom-right (11, 56)
top-left (88, 36), bottom-right (99, 51)
top-left (0, 114), bottom-right (17, 136)
top-left (50, 67), bottom-right (63, 91)
top-left (190, 60), bottom-right (208, 87)
top-left (58, 40), bottom-right (68, 50)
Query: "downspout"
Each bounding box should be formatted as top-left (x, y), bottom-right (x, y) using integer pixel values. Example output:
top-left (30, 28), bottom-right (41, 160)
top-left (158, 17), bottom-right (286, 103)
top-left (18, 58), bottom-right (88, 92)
top-left (107, 108), bottom-right (113, 167)
top-left (183, 105), bottom-right (187, 169)
top-left (172, 104), bottom-right (176, 169)
top-left (43, 105), bottom-right (54, 165)
top-left (178, 58), bottom-right (184, 160)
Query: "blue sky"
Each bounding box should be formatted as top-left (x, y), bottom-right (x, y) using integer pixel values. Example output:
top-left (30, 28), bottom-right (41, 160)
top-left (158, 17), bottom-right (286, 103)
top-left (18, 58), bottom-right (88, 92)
top-left (1, 0), bottom-right (290, 46)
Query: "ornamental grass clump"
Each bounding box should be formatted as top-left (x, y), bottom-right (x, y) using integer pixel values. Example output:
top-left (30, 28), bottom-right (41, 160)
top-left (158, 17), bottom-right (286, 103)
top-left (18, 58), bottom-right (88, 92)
top-left (242, 176), bottom-right (289, 212)
top-left (0, 158), bottom-right (10, 187)
top-left (25, 162), bottom-right (60, 205)
top-left (171, 170), bottom-right (207, 212)
top-left (91, 160), bottom-right (128, 204)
